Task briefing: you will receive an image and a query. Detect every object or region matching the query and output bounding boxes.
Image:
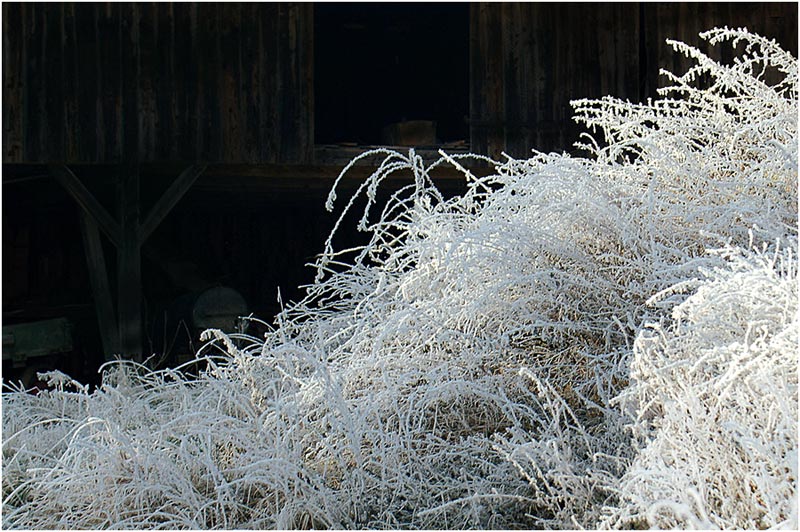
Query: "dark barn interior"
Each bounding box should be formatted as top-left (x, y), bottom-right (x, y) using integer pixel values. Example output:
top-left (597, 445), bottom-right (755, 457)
top-left (2, 2), bottom-right (797, 386)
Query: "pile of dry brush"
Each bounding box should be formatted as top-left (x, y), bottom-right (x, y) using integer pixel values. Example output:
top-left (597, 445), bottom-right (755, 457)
top-left (3, 28), bottom-right (797, 529)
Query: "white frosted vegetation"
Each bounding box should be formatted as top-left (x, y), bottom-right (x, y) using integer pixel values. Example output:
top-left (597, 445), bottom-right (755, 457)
top-left (603, 244), bottom-right (798, 529)
top-left (2, 28), bottom-right (797, 529)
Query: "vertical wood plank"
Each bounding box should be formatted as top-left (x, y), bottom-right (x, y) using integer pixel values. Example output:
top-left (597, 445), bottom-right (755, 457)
top-left (519, 3), bottom-right (535, 151)
top-left (597, 5), bottom-right (614, 98)
top-left (240, 3), bottom-right (258, 163)
top-left (470, 3), bottom-right (504, 159)
top-left (23, 4), bottom-right (43, 161)
top-left (220, 2), bottom-right (242, 162)
top-left (769, 3), bottom-right (798, 55)
top-left (501, 3), bottom-right (521, 157)
top-left (187, 3), bottom-right (205, 161)
top-left (174, 2), bottom-right (194, 160)
top-left (43, 3), bottom-right (65, 160)
top-left (239, 4), bottom-right (260, 163)
top-left (165, 2), bottom-right (179, 161)
top-left (117, 166), bottom-right (142, 361)
top-left (471, 3), bottom-right (645, 155)
top-left (620, 3), bottom-right (641, 103)
top-left (297, 2), bottom-right (314, 163)
top-left (62, 3), bottom-right (81, 161)
top-left (72, 4), bottom-right (98, 161)
top-left (276, 3), bottom-right (294, 162)
top-left (640, 2), bottom-right (659, 99)
top-left (528, 2), bottom-right (547, 150)
top-left (197, 3), bottom-right (222, 161)
top-left (274, 3), bottom-right (314, 163)
top-left (150, 2), bottom-right (178, 161)
top-left (137, 3), bottom-right (156, 161)
top-left (549, 2), bottom-right (563, 145)
top-left (485, 2), bottom-right (503, 159)
top-left (3, 2), bottom-right (24, 162)
top-left (121, 3), bottom-right (140, 163)
top-left (258, 3), bottom-right (279, 163)
top-left (96, 3), bottom-right (122, 161)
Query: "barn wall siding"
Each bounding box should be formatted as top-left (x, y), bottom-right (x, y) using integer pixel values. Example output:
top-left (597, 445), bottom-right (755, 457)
top-left (470, 2), bottom-right (798, 159)
top-left (640, 2), bottom-right (798, 96)
top-left (471, 3), bottom-right (642, 159)
top-left (2, 1), bottom-right (23, 161)
top-left (2, 2), bottom-right (313, 164)
top-left (3, 2), bottom-right (796, 164)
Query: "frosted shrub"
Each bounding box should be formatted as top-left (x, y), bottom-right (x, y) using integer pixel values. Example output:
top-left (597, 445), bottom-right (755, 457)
top-left (602, 244), bottom-right (798, 529)
top-left (2, 28), bottom-right (796, 529)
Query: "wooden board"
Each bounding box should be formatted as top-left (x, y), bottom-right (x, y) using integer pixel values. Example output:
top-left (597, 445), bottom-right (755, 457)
top-left (3, 3), bottom-right (313, 164)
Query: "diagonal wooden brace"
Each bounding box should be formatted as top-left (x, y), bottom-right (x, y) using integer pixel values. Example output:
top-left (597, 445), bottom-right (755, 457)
top-left (78, 211), bottom-right (121, 360)
top-left (139, 164), bottom-right (207, 244)
top-left (49, 165), bottom-right (122, 247)
top-left (50, 163), bottom-right (207, 363)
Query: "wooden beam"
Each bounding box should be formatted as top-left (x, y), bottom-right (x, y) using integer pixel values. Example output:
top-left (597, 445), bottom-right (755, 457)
top-left (117, 166), bottom-right (143, 361)
top-left (193, 162), bottom-right (489, 193)
top-left (139, 163), bottom-right (206, 243)
top-left (49, 165), bottom-right (122, 247)
top-left (78, 211), bottom-right (120, 360)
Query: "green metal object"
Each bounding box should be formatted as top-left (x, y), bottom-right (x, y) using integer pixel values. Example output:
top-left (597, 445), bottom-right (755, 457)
top-left (2, 318), bottom-right (74, 367)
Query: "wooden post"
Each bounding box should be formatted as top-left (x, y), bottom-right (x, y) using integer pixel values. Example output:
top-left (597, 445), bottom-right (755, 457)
top-left (117, 165), bottom-right (143, 362)
top-left (53, 163), bottom-right (204, 364)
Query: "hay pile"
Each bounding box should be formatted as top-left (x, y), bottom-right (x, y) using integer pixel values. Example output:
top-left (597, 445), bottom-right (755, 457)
top-left (3, 28), bottom-right (796, 529)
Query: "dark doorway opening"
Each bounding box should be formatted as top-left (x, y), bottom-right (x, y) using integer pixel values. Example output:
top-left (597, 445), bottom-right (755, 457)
top-left (314, 2), bottom-right (470, 147)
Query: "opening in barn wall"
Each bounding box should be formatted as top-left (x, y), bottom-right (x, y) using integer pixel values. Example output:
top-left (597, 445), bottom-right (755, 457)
top-left (2, 2), bottom-right (797, 387)
top-left (314, 2), bottom-right (470, 147)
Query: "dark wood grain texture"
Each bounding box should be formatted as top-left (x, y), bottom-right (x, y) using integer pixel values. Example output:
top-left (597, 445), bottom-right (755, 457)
top-left (3, 2), bottom-right (315, 165)
top-left (2, 3), bottom-right (797, 164)
top-left (469, 2), bottom-right (796, 156)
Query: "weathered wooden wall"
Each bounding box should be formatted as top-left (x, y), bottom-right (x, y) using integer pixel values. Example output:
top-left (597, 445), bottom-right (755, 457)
top-left (470, 3), bottom-right (641, 158)
top-left (640, 2), bottom-right (798, 96)
top-left (470, 2), bottom-right (798, 159)
top-left (2, 2), bottom-right (313, 164)
top-left (4, 2), bottom-right (797, 164)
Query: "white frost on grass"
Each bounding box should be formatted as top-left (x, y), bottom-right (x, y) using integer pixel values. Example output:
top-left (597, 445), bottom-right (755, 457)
top-left (603, 244), bottom-right (798, 529)
top-left (2, 27), bottom-right (797, 529)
